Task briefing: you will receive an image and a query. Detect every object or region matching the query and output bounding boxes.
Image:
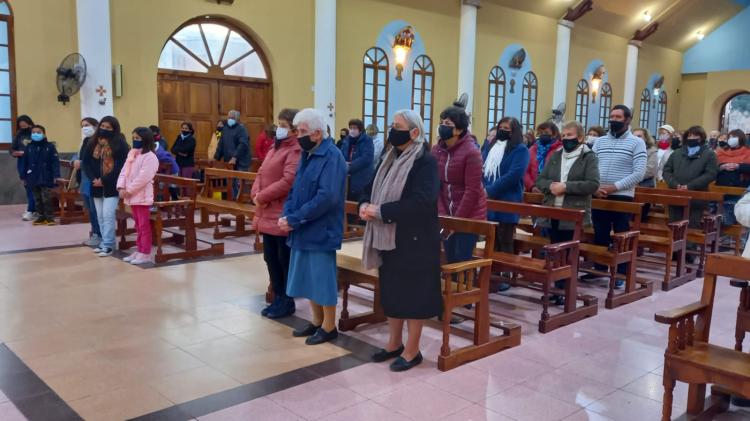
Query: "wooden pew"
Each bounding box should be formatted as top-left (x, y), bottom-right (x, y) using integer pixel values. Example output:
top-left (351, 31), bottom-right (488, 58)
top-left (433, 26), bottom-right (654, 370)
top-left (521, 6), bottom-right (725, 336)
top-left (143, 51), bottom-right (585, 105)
top-left (343, 201), bottom-right (365, 239)
top-left (196, 168), bottom-right (260, 251)
top-left (116, 175), bottom-right (224, 263)
top-left (709, 183), bottom-right (748, 256)
top-left (520, 193), bottom-right (651, 309)
top-left (336, 216), bottom-right (521, 371)
top-left (194, 160), bottom-right (235, 228)
top-left (656, 254), bottom-right (750, 420)
top-left (634, 192), bottom-right (694, 291)
top-left (53, 160), bottom-right (88, 225)
top-left (636, 187), bottom-right (723, 277)
top-left (729, 279), bottom-right (750, 352)
top-left (487, 199), bottom-right (598, 333)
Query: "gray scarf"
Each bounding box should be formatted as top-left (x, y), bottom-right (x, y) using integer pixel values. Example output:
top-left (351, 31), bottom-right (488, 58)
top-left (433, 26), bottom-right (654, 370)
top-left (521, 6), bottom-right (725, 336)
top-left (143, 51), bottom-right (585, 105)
top-left (362, 143), bottom-right (424, 269)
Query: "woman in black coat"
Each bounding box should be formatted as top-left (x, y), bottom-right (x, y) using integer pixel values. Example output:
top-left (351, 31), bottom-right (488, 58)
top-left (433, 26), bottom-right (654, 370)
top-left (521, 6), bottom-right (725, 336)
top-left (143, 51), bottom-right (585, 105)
top-left (360, 109), bottom-right (441, 372)
top-left (171, 121), bottom-right (196, 178)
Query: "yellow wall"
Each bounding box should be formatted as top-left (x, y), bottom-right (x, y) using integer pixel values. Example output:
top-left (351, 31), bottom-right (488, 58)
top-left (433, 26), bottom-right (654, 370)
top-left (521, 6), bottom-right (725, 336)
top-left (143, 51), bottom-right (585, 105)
top-left (635, 43), bottom-right (683, 128)
top-left (335, 0), bottom-right (460, 134)
top-left (676, 73), bottom-right (707, 129)
top-left (110, 0), bottom-right (315, 146)
top-left (12, 0), bottom-right (80, 152)
top-left (677, 70), bottom-right (750, 131)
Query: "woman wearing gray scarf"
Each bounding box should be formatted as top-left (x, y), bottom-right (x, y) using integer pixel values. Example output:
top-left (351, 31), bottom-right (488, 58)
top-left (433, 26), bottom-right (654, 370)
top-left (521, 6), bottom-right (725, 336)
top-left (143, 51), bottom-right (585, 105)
top-left (360, 109), bottom-right (441, 372)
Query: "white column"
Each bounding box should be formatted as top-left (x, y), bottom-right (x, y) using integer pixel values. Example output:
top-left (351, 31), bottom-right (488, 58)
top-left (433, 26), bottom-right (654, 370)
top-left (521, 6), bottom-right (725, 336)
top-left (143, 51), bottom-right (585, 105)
top-left (76, 0), bottom-right (113, 119)
top-left (457, 0), bottom-right (479, 116)
top-left (623, 40), bottom-right (641, 110)
top-left (552, 20), bottom-right (574, 109)
top-left (314, 0), bottom-right (336, 131)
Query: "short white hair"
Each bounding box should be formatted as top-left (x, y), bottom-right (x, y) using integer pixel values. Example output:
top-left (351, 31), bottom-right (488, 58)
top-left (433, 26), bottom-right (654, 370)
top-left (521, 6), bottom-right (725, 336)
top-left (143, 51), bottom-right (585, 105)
top-left (393, 109), bottom-right (426, 144)
top-left (228, 110), bottom-right (241, 119)
top-left (293, 108), bottom-right (327, 135)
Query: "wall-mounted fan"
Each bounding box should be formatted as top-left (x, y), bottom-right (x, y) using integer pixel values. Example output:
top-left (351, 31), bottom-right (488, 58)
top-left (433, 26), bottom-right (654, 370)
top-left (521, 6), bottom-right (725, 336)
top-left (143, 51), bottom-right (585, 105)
top-left (551, 102), bottom-right (566, 125)
top-left (56, 53), bottom-right (87, 105)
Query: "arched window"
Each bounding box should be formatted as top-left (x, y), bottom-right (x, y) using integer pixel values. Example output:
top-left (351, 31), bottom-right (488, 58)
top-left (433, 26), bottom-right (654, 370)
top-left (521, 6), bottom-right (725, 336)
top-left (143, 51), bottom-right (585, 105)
top-left (656, 90), bottom-right (667, 129)
top-left (639, 88), bottom-right (651, 129)
top-left (521, 71), bottom-right (538, 134)
top-left (599, 82), bottom-right (612, 128)
top-left (0, 1), bottom-right (14, 147)
top-left (720, 91), bottom-right (750, 133)
top-left (412, 55), bottom-right (434, 141)
top-left (363, 47), bottom-right (389, 135)
top-left (487, 66), bottom-right (506, 132)
top-left (158, 21), bottom-right (268, 79)
top-left (575, 79), bottom-right (589, 128)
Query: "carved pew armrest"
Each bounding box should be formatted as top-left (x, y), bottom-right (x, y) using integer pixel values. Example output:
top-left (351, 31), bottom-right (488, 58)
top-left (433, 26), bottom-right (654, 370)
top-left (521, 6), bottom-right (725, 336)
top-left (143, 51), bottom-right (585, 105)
top-left (701, 214), bottom-right (722, 234)
top-left (610, 231), bottom-right (639, 253)
top-left (655, 301), bottom-right (709, 352)
top-left (441, 259), bottom-right (492, 294)
top-left (440, 259), bottom-right (492, 274)
top-left (543, 240), bottom-right (579, 270)
top-left (667, 220), bottom-right (689, 241)
top-left (654, 302), bottom-right (708, 325)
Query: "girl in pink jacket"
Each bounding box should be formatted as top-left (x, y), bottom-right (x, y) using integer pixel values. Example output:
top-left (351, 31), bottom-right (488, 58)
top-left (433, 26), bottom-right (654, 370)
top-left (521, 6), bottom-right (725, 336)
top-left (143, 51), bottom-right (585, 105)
top-left (117, 127), bottom-right (159, 265)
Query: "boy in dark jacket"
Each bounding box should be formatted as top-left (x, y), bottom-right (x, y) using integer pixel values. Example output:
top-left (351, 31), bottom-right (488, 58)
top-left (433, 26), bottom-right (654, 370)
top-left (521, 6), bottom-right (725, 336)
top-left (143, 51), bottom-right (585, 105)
top-left (340, 119), bottom-right (374, 201)
top-left (20, 125), bottom-right (60, 225)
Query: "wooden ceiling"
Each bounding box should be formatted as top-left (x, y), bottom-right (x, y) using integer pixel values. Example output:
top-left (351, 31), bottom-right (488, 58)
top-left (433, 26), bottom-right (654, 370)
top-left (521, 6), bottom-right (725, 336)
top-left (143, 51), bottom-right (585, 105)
top-left (485, 0), bottom-right (745, 51)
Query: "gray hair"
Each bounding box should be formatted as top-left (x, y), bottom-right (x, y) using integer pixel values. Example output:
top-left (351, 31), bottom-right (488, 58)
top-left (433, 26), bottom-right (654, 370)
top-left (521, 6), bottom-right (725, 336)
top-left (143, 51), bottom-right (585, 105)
top-left (228, 110), bottom-right (241, 120)
top-left (562, 120), bottom-right (585, 138)
top-left (393, 109), bottom-right (426, 144)
top-left (293, 108), bottom-right (327, 135)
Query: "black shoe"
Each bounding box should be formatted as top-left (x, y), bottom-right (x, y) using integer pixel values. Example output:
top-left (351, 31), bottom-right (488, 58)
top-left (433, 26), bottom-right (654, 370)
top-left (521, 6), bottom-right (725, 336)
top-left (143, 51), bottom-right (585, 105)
top-left (305, 327), bottom-right (338, 345)
top-left (437, 314), bottom-right (465, 324)
top-left (371, 345), bottom-right (404, 363)
top-left (497, 282), bottom-right (511, 292)
top-left (292, 322), bottom-right (320, 337)
top-left (261, 297), bottom-right (280, 317)
top-left (732, 395), bottom-right (750, 407)
top-left (390, 352), bottom-right (423, 372)
top-left (550, 295), bottom-right (565, 306)
top-left (267, 298), bottom-right (295, 319)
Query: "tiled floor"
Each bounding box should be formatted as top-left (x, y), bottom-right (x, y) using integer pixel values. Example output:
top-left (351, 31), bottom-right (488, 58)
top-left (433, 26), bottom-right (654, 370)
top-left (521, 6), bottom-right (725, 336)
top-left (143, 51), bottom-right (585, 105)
top-left (2, 205), bottom-right (750, 420)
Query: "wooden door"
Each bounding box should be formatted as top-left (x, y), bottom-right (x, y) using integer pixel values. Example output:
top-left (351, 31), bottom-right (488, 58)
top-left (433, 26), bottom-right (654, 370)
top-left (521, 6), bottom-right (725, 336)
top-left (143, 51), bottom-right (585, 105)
top-left (218, 80), bottom-right (272, 152)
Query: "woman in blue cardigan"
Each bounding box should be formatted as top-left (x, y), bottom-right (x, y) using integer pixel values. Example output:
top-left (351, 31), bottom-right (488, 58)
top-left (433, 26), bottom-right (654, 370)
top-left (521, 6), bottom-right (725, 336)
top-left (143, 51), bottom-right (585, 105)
top-left (279, 108), bottom-right (347, 346)
top-left (481, 116), bottom-right (530, 289)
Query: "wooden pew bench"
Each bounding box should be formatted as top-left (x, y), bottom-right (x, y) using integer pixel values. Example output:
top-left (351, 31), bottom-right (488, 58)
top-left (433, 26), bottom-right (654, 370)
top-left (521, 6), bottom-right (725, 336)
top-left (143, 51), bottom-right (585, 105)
top-left (52, 159), bottom-right (88, 225)
top-left (709, 183), bottom-right (748, 256)
top-left (336, 216), bottom-right (521, 371)
top-left (656, 254), bottom-right (750, 420)
top-left (520, 193), bottom-right (651, 309)
top-left (193, 160), bottom-right (235, 228)
top-left (116, 175), bottom-right (224, 263)
top-left (634, 192), bottom-right (694, 291)
top-left (487, 199), bottom-right (598, 333)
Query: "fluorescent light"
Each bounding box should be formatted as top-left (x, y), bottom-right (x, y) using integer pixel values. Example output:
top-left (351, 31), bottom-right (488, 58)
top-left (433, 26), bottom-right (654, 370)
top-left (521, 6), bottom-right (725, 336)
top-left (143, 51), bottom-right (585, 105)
top-left (643, 11), bottom-right (652, 22)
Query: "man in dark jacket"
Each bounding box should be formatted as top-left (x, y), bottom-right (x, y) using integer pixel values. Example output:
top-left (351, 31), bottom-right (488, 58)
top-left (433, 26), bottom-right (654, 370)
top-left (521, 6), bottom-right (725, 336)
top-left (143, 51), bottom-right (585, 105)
top-left (214, 110), bottom-right (251, 198)
top-left (20, 126), bottom-right (60, 225)
top-left (340, 119), bottom-right (374, 201)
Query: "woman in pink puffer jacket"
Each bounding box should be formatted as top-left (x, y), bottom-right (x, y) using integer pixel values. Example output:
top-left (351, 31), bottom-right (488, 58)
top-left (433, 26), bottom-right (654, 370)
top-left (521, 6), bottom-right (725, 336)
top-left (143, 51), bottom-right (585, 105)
top-left (117, 127), bottom-right (159, 265)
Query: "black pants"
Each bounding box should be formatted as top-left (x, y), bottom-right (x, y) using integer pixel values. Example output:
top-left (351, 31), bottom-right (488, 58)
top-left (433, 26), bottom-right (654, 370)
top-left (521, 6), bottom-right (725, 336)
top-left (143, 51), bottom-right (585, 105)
top-left (494, 222), bottom-right (517, 253)
top-left (549, 220), bottom-right (574, 290)
top-left (31, 186), bottom-right (52, 220)
top-left (263, 234), bottom-right (292, 299)
top-left (592, 195), bottom-right (632, 274)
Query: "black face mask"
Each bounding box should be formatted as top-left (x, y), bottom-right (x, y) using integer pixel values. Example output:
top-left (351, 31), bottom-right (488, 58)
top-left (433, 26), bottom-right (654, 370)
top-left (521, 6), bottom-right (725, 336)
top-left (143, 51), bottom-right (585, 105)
top-left (388, 128), bottom-right (411, 147)
top-left (686, 138), bottom-right (701, 148)
top-left (609, 120), bottom-right (626, 134)
top-left (718, 141), bottom-right (728, 149)
top-left (538, 134), bottom-right (554, 146)
top-left (297, 135), bottom-right (316, 151)
top-left (438, 124), bottom-right (455, 141)
top-left (339, 134), bottom-right (346, 140)
top-left (496, 129), bottom-right (511, 141)
top-left (670, 139), bottom-right (681, 150)
top-left (562, 138), bottom-right (580, 153)
top-left (216, 126), bottom-right (223, 132)
top-left (99, 128), bottom-right (114, 139)
top-left (181, 131), bottom-right (191, 137)
top-left (18, 127), bottom-right (31, 136)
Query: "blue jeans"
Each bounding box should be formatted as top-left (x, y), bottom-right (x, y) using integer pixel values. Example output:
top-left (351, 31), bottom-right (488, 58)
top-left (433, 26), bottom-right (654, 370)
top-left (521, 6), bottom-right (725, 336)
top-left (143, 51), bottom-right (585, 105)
top-left (723, 196), bottom-right (740, 226)
top-left (82, 193), bottom-right (101, 236)
top-left (232, 166), bottom-right (249, 199)
top-left (24, 184), bottom-right (36, 212)
top-left (94, 197), bottom-right (119, 249)
top-left (443, 232), bottom-right (478, 264)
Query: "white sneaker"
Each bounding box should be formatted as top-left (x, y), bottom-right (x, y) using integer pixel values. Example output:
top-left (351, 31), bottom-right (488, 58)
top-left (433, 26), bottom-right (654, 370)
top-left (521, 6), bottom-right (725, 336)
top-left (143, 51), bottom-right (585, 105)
top-left (123, 253), bottom-right (139, 262)
top-left (83, 234), bottom-right (101, 247)
top-left (93, 247), bottom-right (102, 253)
top-left (22, 211), bottom-right (33, 221)
top-left (97, 248), bottom-right (113, 257)
top-left (131, 255), bottom-right (151, 265)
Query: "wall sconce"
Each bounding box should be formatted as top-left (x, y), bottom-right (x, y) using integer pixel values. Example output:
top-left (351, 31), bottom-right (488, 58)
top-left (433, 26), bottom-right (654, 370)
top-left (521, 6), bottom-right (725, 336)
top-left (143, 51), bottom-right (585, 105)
top-left (393, 26), bottom-right (414, 81)
top-left (591, 65), bottom-right (606, 103)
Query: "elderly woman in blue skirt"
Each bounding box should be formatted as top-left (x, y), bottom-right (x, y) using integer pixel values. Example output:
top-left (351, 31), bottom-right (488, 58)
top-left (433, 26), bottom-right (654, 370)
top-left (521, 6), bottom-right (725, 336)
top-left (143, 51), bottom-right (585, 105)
top-left (278, 108), bottom-right (347, 345)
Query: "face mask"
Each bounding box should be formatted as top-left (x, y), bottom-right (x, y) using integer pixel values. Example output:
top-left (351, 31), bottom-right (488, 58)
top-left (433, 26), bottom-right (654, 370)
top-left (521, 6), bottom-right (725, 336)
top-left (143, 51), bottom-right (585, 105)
top-left (562, 138), bottom-right (580, 153)
top-left (609, 120), bottom-right (626, 134)
top-left (82, 126), bottom-right (95, 138)
top-left (297, 135), bottom-right (316, 151)
top-left (585, 135), bottom-right (596, 145)
top-left (30, 133), bottom-right (44, 142)
top-left (227, 118), bottom-right (236, 127)
top-left (181, 131), bottom-right (191, 137)
top-left (388, 128), bottom-right (412, 147)
top-left (659, 133), bottom-right (671, 141)
top-left (718, 141), bottom-right (728, 149)
top-left (340, 133), bottom-right (347, 140)
top-left (275, 127), bottom-right (289, 140)
top-left (671, 139), bottom-right (681, 150)
top-left (687, 145), bottom-right (700, 156)
top-left (216, 126), bottom-right (223, 132)
top-left (658, 139), bottom-right (670, 150)
top-left (538, 134), bottom-right (553, 146)
top-left (438, 124), bottom-right (455, 141)
top-left (99, 128), bottom-right (114, 139)
top-left (132, 140), bottom-right (143, 149)
top-left (728, 137), bottom-right (740, 148)
top-left (349, 129), bottom-right (360, 138)
top-left (496, 129), bottom-right (511, 141)
top-left (686, 138), bottom-right (701, 148)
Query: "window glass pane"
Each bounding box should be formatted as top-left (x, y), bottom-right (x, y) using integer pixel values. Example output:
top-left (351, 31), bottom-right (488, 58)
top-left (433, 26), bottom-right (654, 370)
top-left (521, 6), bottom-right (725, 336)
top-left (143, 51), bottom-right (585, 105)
top-left (364, 100), bottom-right (373, 116)
top-left (0, 120), bottom-right (10, 143)
top-left (489, 84), bottom-right (496, 97)
top-left (377, 84), bottom-right (386, 100)
top-left (425, 89), bottom-right (431, 105)
top-left (413, 88), bottom-right (421, 105)
top-left (377, 69), bottom-right (387, 82)
top-left (0, 46), bottom-right (7, 70)
top-left (0, 2), bottom-right (9, 15)
top-left (201, 23), bottom-right (229, 65)
top-left (377, 101), bottom-right (385, 115)
top-left (364, 85), bottom-right (373, 100)
top-left (0, 95), bottom-right (10, 118)
top-left (424, 105), bottom-right (431, 119)
top-left (0, 71), bottom-right (8, 95)
top-left (0, 21), bottom-right (7, 45)
top-left (377, 118), bottom-right (385, 132)
top-left (158, 40), bottom-right (208, 72)
top-left (365, 69), bottom-right (374, 84)
top-left (221, 31), bottom-right (253, 67)
top-left (414, 74), bottom-right (422, 88)
top-left (223, 52), bottom-right (267, 78)
top-left (172, 24), bottom-right (210, 65)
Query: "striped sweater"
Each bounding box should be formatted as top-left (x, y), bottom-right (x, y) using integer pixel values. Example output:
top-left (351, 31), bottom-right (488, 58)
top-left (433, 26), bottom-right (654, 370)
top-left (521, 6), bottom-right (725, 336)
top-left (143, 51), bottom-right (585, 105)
top-left (592, 129), bottom-right (647, 197)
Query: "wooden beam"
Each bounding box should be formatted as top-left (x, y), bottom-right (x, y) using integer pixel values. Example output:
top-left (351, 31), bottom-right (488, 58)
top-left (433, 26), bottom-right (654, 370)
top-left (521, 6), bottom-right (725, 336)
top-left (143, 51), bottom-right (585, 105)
top-left (562, 0), bottom-right (593, 22)
top-left (633, 22), bottom-right (659, 42)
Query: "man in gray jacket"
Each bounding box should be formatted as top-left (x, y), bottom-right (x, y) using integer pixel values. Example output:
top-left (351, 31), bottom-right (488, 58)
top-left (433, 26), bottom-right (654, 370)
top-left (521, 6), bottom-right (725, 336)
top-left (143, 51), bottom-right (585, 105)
top-left (214, 109), bottom-right (251, 198)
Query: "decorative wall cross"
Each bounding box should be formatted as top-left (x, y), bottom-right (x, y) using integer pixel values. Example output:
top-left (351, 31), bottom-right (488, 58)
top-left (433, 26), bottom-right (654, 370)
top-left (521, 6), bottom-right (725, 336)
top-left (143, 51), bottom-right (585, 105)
top-left (96, 85), bottom-right (107, 105)
top-left (327, 102), bottom-right (335, 117)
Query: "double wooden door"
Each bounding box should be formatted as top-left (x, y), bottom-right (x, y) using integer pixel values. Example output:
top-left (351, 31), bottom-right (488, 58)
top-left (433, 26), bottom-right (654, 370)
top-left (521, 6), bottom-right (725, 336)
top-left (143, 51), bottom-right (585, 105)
top-left (157, 71), bottom-right (272, 159)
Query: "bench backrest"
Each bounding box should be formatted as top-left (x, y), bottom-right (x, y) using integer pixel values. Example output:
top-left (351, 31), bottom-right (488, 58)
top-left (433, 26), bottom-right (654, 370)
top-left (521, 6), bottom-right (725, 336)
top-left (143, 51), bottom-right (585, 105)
top-left (524, 192), bottom-right (642, 230)
top-left (154, 175), bottom-right (198, 201)
top-left (202, 168), bottom-right (256, 202)
top-left (488, 198), bottom-right (584, 241)
top-left (709, 183), bottom-right (747, 197)
top-left (636, 186), bottom-right (724, 205)
top-left (634, 192), bottom-right (690, 221)
top-left (438, 216), bottom-right (497, 259)
top-left (700, 254), bottom-right (750, 341)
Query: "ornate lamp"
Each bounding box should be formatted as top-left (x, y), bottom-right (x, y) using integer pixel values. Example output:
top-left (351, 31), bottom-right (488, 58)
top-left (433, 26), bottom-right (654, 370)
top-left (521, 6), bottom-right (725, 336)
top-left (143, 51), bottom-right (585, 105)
top-left (393, 26), bottom-right (414, 81)
top-left (591, 65), bottom-right (606, 103)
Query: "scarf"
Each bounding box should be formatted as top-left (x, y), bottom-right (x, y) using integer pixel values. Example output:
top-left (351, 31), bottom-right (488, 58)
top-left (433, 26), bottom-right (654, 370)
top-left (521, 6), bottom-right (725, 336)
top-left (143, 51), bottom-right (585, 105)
top-left (93, 138), bottom-right (114, 176)
top-left (362, 142), bottom-right (424, 269)
top-left (717, 146), bottom-right (750, 165)
top-left (483, 140), bottom-right (507, 181)
top-left (536, 141), bottom-right (553, 173)
top-left (555, 145), bottom-right (585, 207)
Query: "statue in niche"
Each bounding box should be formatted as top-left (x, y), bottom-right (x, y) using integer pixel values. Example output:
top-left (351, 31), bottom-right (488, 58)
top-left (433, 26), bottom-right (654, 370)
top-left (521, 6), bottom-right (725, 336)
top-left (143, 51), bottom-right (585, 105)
top-left (509, 48), bottom-right (526, 70)
top-left (509, 79), bottom-right (516, 94)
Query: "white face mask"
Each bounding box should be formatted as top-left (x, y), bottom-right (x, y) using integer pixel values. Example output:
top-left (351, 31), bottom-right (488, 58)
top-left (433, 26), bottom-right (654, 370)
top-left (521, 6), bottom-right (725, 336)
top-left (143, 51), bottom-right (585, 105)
top-left (349, 129), bottom-right (359, 138)
top-left (82, 126), bottom-right (95, 138)
top-left (275, 127), bottom-right (289, 140)
top-left (728, 137), bottom-right (740, 148)
top-left (585, 135), bottom-right (596, 144)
